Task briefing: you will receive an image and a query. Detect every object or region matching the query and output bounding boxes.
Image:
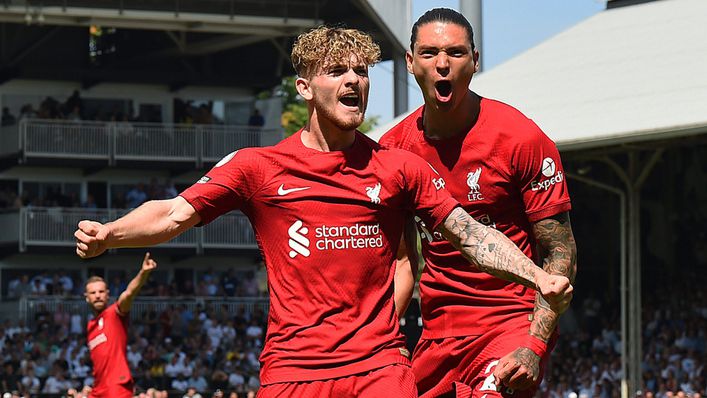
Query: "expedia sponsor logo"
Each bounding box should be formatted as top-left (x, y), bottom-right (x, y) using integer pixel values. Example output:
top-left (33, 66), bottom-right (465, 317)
top-left (433, 177), bottom-right (446, 190)
top-left (541, 157), bottom-right (556, 177)
top-left (287, 221), bottom-right (384, 257)
top-left (531, 170), bottom-right (564, 191)
top-left (88, 333), bottom-right (107, 350)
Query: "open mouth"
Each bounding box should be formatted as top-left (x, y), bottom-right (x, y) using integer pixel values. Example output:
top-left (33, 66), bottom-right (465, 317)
top-left (339, 93), bottom-right (360, 108)
top-left (435, 80), bottom-right (452, 98)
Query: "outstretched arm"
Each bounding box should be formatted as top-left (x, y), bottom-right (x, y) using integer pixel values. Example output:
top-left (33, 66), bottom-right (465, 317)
top-left (75, 196), bottom-right (200, 258)
top-left (394, 218), bottom-right (419, 318)
top-left (493, 212), bottom-right (577, 390)
top-left (436, 207), bottom-right (573, 312)
top-left (117, 252), bottom-right (157, 314)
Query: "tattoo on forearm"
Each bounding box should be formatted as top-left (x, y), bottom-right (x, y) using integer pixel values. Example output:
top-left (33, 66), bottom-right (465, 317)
top-left (530, 212), bottom-right (577, 341)
top-left (439, 208), bottom-right (539, 290)
top-left (514, 347), bottom-right (540, 373)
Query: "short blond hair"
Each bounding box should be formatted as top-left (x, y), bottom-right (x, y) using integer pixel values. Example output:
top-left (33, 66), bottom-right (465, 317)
top-left (85, 275), bottom-right (106, 290)
top-left (291, 26), bottom-right (381, 78)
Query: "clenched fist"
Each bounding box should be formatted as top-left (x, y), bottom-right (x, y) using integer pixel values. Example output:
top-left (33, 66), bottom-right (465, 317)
top-left (74, 220), bottom-right (111, 259)
top-left (534, 272), bottom-right (573, 314)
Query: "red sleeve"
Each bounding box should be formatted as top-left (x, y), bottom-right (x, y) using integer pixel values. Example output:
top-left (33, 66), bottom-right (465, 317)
top-left (179, 149), bottom-right (265, 225)
top-left (400, 151), bottom-right (460, 231)
top-left (511, 122), bottom-right (572, 222)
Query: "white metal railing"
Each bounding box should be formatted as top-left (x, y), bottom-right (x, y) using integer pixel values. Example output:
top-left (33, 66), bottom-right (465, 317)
top-left (21, 119), bottom-right (111, 160)
top-left (17, 207), bottom-right (257, 252)
top-left (19, 296), bottom-right (270, 330)
top-left (16, 119), bottom-right (278, 165)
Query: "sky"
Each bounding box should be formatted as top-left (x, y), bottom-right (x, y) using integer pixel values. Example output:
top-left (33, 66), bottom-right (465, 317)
top-left (366, 0), bottom-right (606, 126)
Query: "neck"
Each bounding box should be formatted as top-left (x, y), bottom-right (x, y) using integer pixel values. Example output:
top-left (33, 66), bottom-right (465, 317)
top-left (423, 90), bottom-right (481, 140)
top-left (301, 113), bottom-right (356, 151)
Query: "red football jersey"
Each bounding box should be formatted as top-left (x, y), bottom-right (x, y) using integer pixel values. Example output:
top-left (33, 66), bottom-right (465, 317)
top-left (86, 303), bottom-right (133, 393)
top-left (180, 130), bottom-right (459, 384)
top-left (379, 98), bottom-right (572, 339)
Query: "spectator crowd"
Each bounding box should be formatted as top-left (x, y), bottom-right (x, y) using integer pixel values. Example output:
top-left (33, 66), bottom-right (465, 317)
top-left (538, 274), bottom-right (706, 398)
top-left (1, 94), bottom-right (227, 128)
top-left (1, 269), bottom-right (704, 397)
top-left (1, 297), bottom-right (267, 397)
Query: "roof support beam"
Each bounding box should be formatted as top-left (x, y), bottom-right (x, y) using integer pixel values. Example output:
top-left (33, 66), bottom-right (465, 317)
top-left (0, 6), bottom-right (320, 35)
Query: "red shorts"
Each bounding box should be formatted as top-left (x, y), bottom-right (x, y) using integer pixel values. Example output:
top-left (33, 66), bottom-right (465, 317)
top-left (89, 384), bottom-right (133, 398)
top-left (413, 320), bottom-right (556, 398)
top-left (257, 364), bottom-right (416, 398)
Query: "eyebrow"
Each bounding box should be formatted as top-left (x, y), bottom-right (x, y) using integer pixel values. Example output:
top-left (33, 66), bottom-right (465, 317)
top-left (417, 44), bottom-right (468, 52)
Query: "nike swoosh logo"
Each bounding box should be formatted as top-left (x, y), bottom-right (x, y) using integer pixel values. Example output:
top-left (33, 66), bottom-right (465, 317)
top-left (277, 184), bottom-right (311, 196)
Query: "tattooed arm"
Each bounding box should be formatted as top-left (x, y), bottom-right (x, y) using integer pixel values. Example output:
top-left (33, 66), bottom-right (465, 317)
top-left (436, 207), bottom-right (573, 310)
top-left (530, 212), bottom-right (577, 340)
top-left (493, 212), bottom-right (577, 390)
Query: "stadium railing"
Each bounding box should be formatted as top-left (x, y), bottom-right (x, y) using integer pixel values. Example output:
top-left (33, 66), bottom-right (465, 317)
top-left (12, 118), bottom-right (281, 166)
top-left (6, 207), bottom-right (256, 252)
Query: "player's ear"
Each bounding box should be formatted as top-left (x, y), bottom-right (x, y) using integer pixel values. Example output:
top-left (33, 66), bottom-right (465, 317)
top-left (295, 77), bottom-right (313, 101)
top-left (406, 50), bottom-right (414, 74)
top-left (472, 48), bottom-right (480, 73)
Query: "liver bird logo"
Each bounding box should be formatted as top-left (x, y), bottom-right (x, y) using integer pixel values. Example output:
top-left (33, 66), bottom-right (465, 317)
top-left (467, 167), bottom-right (482, 193)
top-left (366, 182), bottom-right (382, 204)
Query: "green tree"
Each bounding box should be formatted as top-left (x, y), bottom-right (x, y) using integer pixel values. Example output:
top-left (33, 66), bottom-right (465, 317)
top-left (276, 76), bottom-right (379, 136)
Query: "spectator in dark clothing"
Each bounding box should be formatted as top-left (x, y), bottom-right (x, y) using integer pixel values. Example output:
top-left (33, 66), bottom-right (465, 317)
top-left (247, 109), bottom-right (264, 127)
top-left (1, 362), bottom-right (22, 393)
top-left (222, 270), bottom-right (239, 297)
top-left (1, 107), bottom-right (16, 126)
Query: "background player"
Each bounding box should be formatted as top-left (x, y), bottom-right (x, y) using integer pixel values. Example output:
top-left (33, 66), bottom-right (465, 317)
top-left (380, 8), bottom-right (578, 398)
top-left (84, 252), bottom-right (156, 398)
top-left (75, 26), bottom-right (572, 398)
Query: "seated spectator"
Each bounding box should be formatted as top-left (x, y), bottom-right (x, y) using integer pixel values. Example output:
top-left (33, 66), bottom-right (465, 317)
top-left (182, 386), bottom-right (203, 398)
top-left (171, 373), bottom-right (189, 392)
top-left (1, 107), bottom-right (16, 126)
top-left (247, 109), bottom-right (264, 127)
top-left (42, 369), bottom-right (74, 393)
top-left (20, 366), bottom-right (40, 394)
top-left (187, 369), bottom-right (209, 393)
top-left (126, 183), bottom-right (148, 208)
top-left (18, 104), bottom-right (38, 120)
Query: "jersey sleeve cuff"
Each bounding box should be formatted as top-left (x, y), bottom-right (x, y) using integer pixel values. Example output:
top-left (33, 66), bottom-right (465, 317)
top-left (178, 192), bottom-right (212, 226)
top-left (525, 201), bottom-right (572, 223)
top-left (430, 198), bottom-right (462, 231)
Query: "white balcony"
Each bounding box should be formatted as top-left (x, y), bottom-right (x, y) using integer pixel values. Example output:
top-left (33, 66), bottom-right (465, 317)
top-left (1, 119), bottom-right (282, 167)
top-left (0, 207), bottom-right (257, 252)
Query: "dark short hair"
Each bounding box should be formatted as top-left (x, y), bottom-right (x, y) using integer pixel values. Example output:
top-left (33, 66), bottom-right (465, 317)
top-left (410, 8), bottom-right (475, 51)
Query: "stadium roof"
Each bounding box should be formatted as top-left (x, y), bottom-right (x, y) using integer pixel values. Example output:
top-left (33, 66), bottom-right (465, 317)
top-left (0, 0), bottom-right (409, 91)
top-left (369, 0), bottom-right (707, 151)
